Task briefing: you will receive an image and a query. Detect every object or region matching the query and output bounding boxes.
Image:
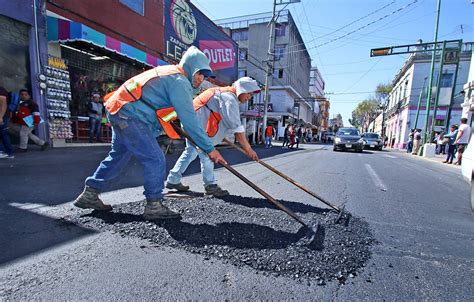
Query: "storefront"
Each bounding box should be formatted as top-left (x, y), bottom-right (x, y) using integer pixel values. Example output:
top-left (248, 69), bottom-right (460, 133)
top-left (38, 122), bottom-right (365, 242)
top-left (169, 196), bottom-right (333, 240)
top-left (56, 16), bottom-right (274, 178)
top-left (46, 15), bottom-right (169, 144)
top-left (0, 0), bottom-right (49, 141)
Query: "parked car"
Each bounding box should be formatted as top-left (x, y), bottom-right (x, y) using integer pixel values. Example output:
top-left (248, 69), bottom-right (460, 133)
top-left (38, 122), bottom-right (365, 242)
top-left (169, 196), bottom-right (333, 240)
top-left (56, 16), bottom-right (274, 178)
top-left (461, 128), bottom-right (474, 211)
top-left (361, 132), bottom-right (384, 151)
top-left (333, 128), bottom-right (363, 152)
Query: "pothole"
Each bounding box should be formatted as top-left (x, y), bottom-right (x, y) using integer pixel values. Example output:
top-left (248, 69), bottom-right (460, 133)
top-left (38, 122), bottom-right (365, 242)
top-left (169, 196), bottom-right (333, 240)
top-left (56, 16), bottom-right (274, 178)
top-left (65, 195), bottom-right (375, 284)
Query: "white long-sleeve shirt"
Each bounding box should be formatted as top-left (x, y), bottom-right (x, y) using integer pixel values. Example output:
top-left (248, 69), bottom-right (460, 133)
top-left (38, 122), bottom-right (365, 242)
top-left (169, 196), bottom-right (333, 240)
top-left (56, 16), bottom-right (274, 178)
top-left (195, 91), bottom-right (244, 146)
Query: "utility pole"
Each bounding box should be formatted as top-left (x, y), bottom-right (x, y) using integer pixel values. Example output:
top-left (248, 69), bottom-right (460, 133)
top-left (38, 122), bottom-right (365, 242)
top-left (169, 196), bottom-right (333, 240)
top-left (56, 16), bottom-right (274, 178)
top-left (429, 40), bottom-right (446, 140)
top-left (262, 0), bottom-right (300, 140)
top-left (422, 0), bottom-right (442, 145)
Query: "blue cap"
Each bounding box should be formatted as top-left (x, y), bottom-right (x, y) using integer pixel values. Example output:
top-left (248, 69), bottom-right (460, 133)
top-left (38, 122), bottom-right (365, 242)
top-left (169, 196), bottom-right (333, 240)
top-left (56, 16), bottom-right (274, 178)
top-left (199, 69), bottom-right (215, 79)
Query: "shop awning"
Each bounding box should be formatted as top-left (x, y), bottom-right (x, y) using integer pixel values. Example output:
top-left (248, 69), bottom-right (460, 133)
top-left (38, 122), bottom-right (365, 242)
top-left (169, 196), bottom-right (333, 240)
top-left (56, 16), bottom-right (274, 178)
top-left (47, 16), bottom-right (168, 67)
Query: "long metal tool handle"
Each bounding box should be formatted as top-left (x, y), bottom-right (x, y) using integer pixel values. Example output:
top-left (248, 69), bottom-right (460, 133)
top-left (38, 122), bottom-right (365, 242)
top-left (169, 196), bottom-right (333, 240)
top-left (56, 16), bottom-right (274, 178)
top-left (223, 138), bottom-right (340, 212)
top-left (170, 123), bottom-right (308, 227)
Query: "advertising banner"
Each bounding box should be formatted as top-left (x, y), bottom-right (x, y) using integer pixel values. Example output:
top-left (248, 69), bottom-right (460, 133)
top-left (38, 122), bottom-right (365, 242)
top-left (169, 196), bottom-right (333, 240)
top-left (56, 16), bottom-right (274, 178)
top-left (164, 0), bottom-right (238, 85)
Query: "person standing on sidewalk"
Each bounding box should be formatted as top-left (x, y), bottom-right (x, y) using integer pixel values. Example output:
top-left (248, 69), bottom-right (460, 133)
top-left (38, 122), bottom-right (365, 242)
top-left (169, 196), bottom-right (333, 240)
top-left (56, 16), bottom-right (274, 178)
top-left (166, 77), bottom-right (260, 197)
top-left (411, 129), bottom-right (422, 155)
top-left (454, 117), bottom-right (471, 165)
top-left (442, 125), bottom-right (458, 164)
top-left (73, 46), bottom-right (227, 219)
top-left (0, 86), bottom-right (14, 159)
top-left (406, 129), bottom-right (414, 153)
top-left (88, 93), bottom-right (104, 143)
top-left (9, 89), bottom-right (47, 152)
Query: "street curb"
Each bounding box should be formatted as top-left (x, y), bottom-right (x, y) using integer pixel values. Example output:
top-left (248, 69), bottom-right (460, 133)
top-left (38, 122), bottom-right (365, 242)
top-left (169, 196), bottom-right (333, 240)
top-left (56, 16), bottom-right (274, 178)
top-left (391, 149), bottom-right (461, 169)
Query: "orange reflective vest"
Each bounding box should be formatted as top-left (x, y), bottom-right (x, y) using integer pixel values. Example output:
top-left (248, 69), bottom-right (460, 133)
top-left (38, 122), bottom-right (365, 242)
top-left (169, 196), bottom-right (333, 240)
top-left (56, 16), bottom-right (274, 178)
top-left (193, 86), bottom-right (237, 137)
top-left (103, 65), bottom-right (186, 139)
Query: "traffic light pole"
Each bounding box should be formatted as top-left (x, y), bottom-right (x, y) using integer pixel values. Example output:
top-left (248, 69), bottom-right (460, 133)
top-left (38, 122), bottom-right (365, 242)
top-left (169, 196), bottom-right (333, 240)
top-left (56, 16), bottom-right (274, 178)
top-left (422, 0), bottom-right (442, 146)
top-left (414, 76), bottom-right (428, 130)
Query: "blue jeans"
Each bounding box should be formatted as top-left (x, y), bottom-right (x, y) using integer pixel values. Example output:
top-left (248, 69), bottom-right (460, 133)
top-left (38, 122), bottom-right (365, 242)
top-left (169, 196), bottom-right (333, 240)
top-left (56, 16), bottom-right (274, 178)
top-left (167, 139), bottom-right (216, 187)
top-left (265, 136), bottom-right (272, 148)
top-left (0, 118), bottom-right (13, 155)
top-left (89, 117), bottom-right (102, 141)
top-left (85, 113), bottom-right (166, 200)
top-left (446, 144), bottom-right (456, 163)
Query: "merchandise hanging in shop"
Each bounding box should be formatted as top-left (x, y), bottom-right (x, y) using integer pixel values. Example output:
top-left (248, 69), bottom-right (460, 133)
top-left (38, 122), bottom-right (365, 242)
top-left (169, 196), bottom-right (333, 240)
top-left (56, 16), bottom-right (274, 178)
top-left (45, 56), bottom-right (74, 140)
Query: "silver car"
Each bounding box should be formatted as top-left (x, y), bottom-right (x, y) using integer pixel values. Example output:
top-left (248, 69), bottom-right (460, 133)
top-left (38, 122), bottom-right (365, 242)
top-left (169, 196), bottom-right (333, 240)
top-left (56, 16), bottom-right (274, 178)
top-left (361, 133), bottom-right (384, 151)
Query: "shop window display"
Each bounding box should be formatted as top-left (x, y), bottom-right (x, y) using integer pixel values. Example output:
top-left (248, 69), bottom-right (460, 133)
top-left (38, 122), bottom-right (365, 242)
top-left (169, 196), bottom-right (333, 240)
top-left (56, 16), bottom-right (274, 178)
top-left (45, 56), bottom-right (73, 140)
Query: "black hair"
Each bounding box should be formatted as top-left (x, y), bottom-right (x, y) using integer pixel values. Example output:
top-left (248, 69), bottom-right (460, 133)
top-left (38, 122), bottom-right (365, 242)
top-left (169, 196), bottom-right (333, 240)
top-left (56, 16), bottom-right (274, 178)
top-left (461, 117), bottom-right (468, 124)
top-left (19, 88), bottom-right (29, 94)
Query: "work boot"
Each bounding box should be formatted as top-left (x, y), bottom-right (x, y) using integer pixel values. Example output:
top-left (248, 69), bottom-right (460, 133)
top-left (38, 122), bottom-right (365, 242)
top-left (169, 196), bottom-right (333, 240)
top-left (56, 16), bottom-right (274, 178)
top-left (165, 182), bottom-right (190, 192)
top-left (204, 184), bottom-right (229, 197)
top-left (73, 186), bottom-right (112, 211)
top-left (143, 199), bottom-right (181, 220)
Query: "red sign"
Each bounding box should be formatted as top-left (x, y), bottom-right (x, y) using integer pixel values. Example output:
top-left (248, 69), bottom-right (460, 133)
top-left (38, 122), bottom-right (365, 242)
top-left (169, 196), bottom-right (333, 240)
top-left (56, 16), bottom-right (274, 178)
top-left (199, 40), bottom-right (236, 71)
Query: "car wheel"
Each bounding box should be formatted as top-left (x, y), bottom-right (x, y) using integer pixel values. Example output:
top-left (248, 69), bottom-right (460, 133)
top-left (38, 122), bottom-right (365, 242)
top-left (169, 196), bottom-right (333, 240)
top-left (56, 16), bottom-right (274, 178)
top-left (378, 146), bottom-right (383, 151)
top-left (357, 148), bottom-right (363, 153)
top-left (333, 146), bottom-right (337, 151)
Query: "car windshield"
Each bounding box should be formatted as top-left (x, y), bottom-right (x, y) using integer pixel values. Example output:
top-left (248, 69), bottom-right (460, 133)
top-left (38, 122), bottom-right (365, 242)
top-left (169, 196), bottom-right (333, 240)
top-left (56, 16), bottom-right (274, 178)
top-left (337, 129), bottom-right (359, 136)
top-left (363, 133), bottom-right (379, 139)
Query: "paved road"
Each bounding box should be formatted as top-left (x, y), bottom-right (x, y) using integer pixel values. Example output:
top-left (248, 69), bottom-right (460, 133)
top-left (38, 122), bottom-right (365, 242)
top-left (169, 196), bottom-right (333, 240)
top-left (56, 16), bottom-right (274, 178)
top-left (1, 144), bottom-right (473, 300)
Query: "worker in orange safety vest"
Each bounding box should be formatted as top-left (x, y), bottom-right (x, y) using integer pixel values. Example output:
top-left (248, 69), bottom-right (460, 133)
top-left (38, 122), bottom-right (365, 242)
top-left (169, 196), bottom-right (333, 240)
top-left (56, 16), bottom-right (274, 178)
top-left (73, 46), bottom-right (227, 220)
top-left (166, 77), bottom-right (261, 197)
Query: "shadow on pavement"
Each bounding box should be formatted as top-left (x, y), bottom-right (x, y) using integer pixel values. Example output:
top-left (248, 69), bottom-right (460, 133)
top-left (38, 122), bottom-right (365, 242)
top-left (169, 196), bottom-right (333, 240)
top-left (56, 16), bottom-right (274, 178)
top-left (0, 144), bottom-right (310, 265)
top-left (85, 210), bottom-right (303, 250)
top-left (0, 206), bottom-right (95, 266)
top-left (220, 195), bottom-right (330, 215)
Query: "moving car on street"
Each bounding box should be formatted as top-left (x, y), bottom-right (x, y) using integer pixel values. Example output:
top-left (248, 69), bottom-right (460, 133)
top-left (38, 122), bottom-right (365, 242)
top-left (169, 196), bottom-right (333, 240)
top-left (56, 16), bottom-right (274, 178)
top-left (333, 127), bottom-right (363, 152)
top-left (361, 132), bottom-right (384, 151)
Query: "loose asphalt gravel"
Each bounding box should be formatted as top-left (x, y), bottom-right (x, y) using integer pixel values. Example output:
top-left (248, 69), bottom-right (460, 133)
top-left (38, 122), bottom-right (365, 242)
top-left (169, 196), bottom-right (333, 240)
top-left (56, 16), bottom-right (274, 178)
top-left (65, 194), bottom-right (375, 285)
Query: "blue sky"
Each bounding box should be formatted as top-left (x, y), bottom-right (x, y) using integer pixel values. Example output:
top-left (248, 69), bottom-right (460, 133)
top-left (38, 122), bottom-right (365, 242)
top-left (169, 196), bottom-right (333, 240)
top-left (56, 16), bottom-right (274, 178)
top-left (191, 0), bottom-right (474, 125)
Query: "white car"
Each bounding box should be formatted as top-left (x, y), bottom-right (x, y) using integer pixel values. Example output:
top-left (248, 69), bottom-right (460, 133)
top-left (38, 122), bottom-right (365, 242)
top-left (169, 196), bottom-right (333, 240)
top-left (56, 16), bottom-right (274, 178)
top-left (461, 128), bottom-right (474, 211)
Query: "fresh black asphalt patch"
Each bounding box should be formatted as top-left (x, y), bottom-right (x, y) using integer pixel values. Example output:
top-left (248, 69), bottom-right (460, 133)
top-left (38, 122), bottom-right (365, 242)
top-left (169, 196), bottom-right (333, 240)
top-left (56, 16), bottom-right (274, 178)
top-left (66, 195), bottom-right (375, 284)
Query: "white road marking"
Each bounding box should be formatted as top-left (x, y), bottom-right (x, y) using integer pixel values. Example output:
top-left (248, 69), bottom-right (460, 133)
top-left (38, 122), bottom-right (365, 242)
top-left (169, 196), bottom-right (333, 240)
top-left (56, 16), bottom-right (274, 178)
top-left (365, 164), bottom-right (387, 192)
top-left (383, 155), bottom-right (397, 159)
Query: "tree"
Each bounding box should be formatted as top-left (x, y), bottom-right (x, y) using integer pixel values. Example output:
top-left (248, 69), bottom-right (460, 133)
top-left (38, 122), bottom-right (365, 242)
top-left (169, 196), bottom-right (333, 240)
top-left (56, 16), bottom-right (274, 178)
top-left (375, 82), bottom-right (392, 104)
top-left (349, 99), bottom-right (380, 132)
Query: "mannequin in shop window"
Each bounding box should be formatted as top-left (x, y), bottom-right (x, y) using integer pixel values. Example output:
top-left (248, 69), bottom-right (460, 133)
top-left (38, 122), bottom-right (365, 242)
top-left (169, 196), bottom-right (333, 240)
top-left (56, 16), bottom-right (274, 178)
top-left (88, 93), bottom-right (103, 143)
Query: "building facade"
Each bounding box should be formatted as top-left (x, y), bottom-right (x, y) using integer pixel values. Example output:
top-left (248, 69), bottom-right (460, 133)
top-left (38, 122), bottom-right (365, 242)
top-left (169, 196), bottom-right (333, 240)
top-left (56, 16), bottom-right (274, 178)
top-left (216, 10), bottom-right (312, 139)
top-left (0, 0), bottom-right (49, 140)
top-left (461, 49), bottom-right (474, 125)
top-left (384, 42), bottom-right (472, 149)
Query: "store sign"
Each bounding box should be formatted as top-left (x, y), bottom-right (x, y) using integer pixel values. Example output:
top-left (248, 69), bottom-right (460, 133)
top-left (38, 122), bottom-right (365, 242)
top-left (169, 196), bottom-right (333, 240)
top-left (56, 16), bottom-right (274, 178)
top-left (164, 0), bottom-right (238, 84)
top-left (250, 103), bottom-right (273, 112)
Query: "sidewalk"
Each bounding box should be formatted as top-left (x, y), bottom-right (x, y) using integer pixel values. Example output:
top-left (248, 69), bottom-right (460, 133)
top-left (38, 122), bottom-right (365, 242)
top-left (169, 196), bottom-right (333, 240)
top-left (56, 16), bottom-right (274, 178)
top-left (388, 147), bottom-right (461, 168)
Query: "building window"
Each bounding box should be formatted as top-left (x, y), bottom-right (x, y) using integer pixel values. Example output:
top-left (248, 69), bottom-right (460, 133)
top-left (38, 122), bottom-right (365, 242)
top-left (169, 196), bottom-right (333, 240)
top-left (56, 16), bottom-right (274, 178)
top-left (238, 69), bottom-right (247, 78)
top-left (274, 46), bottom-right (285, 60)
top-left (440, 73), bottom-right (453, 88)
top-left (275, 24), bottom-right (286, 37)
top-left (239, 49), bottom-right (247, 61)
top-left (273, 68), bottom-right (283, 79)
top-left (119, 0), bottom-right (144, 15)
top-left (232, 30), bottom-right (248, 41)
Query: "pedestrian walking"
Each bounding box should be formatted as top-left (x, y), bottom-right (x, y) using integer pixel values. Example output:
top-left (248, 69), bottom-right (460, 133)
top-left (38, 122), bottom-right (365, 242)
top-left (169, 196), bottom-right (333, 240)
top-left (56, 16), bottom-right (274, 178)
top-left (288, 125), bottom-right (296, 149)
top-left (73, 46), bottom-right (227, 220)
top-left (0, 86), bottom-right (15, 159)
top-left (282, 124), bottom-right (290, 148)
top-left (454, 117), bottom-right (471, 165)
top-left (406, 129), bottom-right (414, 153)
top-left (442, 125), bottom-right (458, 164)
top-left (166, 77), bottom-right (260, 197)
top-left (296, 126), bottom-right (302, 148)
top-left (411, 129), bottom-right (422, 155)
top-left (9, 89), bottom-right (47, 152)
top-left (88, 93), bottom-right (104, 143)
top-left (264, 124), bottom-right (274, 148)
